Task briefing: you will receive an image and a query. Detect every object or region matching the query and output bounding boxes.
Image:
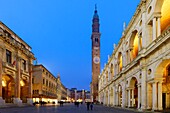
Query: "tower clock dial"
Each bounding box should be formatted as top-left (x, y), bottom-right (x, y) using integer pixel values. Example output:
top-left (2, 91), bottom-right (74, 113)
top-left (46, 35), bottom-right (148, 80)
top-left (93, 56), bottom-right (100, 64)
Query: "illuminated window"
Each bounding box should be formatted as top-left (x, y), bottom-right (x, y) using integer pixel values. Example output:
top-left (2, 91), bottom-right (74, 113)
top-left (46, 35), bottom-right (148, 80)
top-left (133, 33), bottom-right (139, 59)
top-left (6, 49), bottom-right (12, 64)
top-left (110, 64), bottom-right (114, 77)
top-left (95, 37), bottom-right (98, 43)
top-left (119, 55), bottom-right (123, 72)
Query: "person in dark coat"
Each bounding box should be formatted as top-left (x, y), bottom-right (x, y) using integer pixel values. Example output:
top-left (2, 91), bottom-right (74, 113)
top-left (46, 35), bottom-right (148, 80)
top-left (90, 102), bottom-right (93, 110)
top-left (87, 102), bottom-right (90, 110)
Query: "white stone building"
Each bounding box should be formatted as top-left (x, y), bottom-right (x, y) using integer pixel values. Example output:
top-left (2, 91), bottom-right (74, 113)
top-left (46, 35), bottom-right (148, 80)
top-left (98, 0), bottom-right (170, 111)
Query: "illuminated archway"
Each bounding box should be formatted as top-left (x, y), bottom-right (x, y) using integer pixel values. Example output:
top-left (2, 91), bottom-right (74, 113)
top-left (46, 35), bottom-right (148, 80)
top-left (20, 79), bottom-right (29, 103)
top-left (129, 30), bottom-right (139, 61)
top-left (118, 53), bottom-right (123, 72)
top-left (129, 77), bottom-right (138, 108)
top-left (133, 33), bottom-right (139, 58)
top-left (2, 74), bottom-right (15, 103)
top-left (161, 0), bottom-right (170, 31)
top-left (155, 59), bottom-right (170, 109)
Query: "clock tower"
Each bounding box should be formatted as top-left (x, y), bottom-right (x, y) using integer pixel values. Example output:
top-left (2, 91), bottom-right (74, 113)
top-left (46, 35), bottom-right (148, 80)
top-left (91, 5), bottom-right (100, 102)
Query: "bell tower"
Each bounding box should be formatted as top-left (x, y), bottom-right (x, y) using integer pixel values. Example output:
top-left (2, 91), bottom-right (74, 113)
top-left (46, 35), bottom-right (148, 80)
top-left (91, 5), bottom-right (101, 102)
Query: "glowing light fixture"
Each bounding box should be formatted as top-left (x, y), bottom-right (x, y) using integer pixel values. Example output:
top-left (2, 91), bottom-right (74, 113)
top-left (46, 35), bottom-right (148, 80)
top-left (20, 80), bottom-right (25, 86)
top-left (2, 80), bottom-right (6, 87)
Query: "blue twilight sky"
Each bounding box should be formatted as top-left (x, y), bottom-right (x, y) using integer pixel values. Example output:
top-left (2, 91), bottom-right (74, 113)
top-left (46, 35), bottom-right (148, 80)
top-left (0, 0), bottom-right (140, 90)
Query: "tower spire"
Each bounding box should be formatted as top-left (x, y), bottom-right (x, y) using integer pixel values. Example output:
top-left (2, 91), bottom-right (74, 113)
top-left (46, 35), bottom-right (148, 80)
top-left (95, 4), bottom-right (97, 11)
top-left (92, 4), bottom-right (99, 32)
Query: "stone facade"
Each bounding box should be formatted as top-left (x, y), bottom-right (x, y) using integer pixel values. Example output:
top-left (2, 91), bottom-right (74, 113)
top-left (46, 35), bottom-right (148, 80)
top-left (32, 65), bottom-right (58, 104)
top-left (0, 21), bottom-right (35, 106)
top-left (98, 0), bottom-right (170, 111)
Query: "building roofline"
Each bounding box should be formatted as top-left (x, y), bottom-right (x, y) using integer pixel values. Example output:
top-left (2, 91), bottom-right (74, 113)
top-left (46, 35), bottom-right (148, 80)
top-left (0, 21), bottom-right (32, 49)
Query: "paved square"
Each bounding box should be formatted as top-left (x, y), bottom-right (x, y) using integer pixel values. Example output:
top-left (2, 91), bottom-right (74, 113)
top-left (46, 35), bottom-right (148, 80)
top-left (0, 104), bottom-right (169, 113)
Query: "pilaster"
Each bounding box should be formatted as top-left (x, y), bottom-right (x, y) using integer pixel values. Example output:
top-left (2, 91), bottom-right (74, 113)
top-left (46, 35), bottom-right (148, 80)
top-left (128, 89), bottom-right (131, 107)
top-left (15, 56), bottom-right (21, 98)
top-left (152, 82), bottom-right (158, 110)
top-left (138, 84), bottom-right (141, 109)
top-left (141, 66), bottom-right (147, 110)
top-left (152, 18), bottom-right (157, 40)
top-left (132, 89), bottom-right (134, 107)
top-left (158, 82), bottom-right (163, 110)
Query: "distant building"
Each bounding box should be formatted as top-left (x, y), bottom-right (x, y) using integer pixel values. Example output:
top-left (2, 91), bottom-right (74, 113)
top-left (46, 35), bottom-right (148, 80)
top-left (66, 88), bottom-right (71, 102)
top-left (70, 88), bottom-right (91, 102)
top-left (0, 21), bottom-right (35, 106)
top-left (61, 83), bottom-right (67, 101)
top-left (32, 65), bottom-right (57, 104)
top-left (56, 74), bottom-right (67, 102)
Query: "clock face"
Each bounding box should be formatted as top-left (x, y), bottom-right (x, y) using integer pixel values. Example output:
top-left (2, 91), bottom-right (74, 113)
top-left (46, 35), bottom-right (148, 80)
top-left (93, 56), bottom-right (100, 64)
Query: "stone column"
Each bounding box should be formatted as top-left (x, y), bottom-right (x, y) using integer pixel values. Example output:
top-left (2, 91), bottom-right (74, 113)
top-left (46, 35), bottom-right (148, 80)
top-left (27, 60), bottom-right (33, 105)
top-left (138, 85), bottom-right (141, 109)
top-left (128, 89), bottom-right (131, 107)
top-left (152, 18), bottom-right (157, 40)
top-left (0, 57), bottom-right (5, 105)
top-left (113, 87), bottom-right (116, 106)
top-left (141, 67), bottom-right (147, 110)
top-left (138, 34), bottom-right (142, 51)
top-left (14, 56), bottom-right (22, 105)
top-left (108, 90), bottom-right (110, 106)
top-left (129, 48), bottom-right (133, 62)
top-left (104, 92), bottom-right (106, 105)
top-left (158, 82), bottom-right (162, 110)
top-left (157, 17), bottom-right (161, 37)
top-left (122, 85), bottom-right (126, 108)
top-left (147, 83), bottom-right (152, 109)
top-left (152, 82), bottom-right (158, 110)
top-left (132, 89), bottom-right (134, 107)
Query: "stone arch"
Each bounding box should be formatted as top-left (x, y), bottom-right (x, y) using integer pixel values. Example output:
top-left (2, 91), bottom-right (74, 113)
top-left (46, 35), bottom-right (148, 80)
top-left (154, 0), bottom-right (170, 31)
top-left (117, 84), bottom-right (122, 106)
top-left (154, 59), bottom-right (170, 78)
top-left (20, 79), bottom-right (29, 103)
top-left (153, 58), bottom-right (170, 109)
top-left (2, 74), bottom-right (15, 103)
top-left (129, 77), bottom-right (138, 108)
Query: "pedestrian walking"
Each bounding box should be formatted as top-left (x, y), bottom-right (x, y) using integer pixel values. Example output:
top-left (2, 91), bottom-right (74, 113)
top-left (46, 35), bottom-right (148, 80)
top-left (87, 102), bottom-right (90, 110)
top-left (90, 102), bottom-right (93, 110)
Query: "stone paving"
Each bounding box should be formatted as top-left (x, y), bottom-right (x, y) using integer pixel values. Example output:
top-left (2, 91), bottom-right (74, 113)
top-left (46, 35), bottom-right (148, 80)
top-left (0, 103), bottom-right (169, 113)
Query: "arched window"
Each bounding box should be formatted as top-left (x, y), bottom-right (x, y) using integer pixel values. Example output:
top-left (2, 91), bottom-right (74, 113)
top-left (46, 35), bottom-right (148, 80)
top-left (95, 37), bottom-right (98, 43)
top-left (110, 64), bottom-right (114, 78)
top-left (129, 30), bottom-right (139, 60)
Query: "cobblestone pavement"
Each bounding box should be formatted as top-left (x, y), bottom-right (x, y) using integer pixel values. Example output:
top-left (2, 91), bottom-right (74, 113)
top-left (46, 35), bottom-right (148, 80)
top-left (0, 104), bottom-right (169, 113)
